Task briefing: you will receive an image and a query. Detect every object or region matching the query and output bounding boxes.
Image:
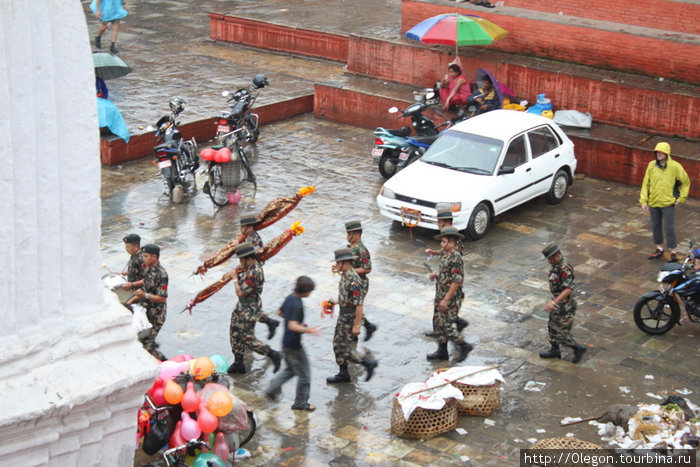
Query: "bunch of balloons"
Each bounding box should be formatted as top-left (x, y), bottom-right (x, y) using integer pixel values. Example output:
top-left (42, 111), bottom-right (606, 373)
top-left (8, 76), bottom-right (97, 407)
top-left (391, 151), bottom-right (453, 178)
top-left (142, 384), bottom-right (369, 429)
top-left (142, 354), bottom-right (243, 463)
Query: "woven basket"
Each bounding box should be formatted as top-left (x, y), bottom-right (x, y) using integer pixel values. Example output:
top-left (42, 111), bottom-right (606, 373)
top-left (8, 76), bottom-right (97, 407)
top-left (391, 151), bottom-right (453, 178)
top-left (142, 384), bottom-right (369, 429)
top-left (391, 397), bottom-right (458, 439)
top-left (452, 382), bottom-right (501, 416)
top-left (530, 437), bottom-right (602, 450)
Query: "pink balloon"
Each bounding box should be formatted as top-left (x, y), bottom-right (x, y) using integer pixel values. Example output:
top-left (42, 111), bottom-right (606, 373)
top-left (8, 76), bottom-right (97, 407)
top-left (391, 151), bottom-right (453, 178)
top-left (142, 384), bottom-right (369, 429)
top-left (197, 405), bottom-right (219, 434)
top-left (169, 420), bottom-right (186, 448)
top-left (213, 431), bottom-right (230, 461)
top-left (169, 354), bottom-right (186, 363)
top-left (181, 381), bottom-right (200, 413)
top-left (181, 354), bottom-right (195, 361)
top-left (159, 361), bottom-right (189, 381)
top-left (180, 412), bottom-right (201, 440)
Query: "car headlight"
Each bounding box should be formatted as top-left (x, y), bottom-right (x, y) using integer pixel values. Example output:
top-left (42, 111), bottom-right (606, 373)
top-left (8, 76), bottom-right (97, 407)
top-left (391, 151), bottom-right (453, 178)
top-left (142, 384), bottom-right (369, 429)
top-left (437, 201), bottom-right (461, 213)
top-left (381, 186), bottom-right (396, 199)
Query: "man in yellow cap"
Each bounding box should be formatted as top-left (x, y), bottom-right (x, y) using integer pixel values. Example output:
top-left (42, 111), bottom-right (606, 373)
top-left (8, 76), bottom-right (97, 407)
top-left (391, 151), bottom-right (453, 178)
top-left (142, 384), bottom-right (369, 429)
top-left (640, 142), bottom-right (691, 262)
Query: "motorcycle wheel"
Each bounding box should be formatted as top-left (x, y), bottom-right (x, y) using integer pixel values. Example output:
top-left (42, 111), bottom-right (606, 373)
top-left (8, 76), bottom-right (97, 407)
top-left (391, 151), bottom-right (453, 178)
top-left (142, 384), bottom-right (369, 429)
top-left (238, 410), bottom-right (257, 449)
top-left (162, 167), bottom-right (175, 193)
top-left (172, 185), bottom-right (185, 204)
top-left (378, 151), bottom-right (399, 179)
top-left (633, 295), bottom-right (679, 335)
top-left (208, 164), bottom-right (229, 207)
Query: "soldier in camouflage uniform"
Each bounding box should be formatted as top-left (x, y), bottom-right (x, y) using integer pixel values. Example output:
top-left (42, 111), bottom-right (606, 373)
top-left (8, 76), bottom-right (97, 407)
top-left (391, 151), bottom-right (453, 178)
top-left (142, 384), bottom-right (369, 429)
top-left (227, 242), bottom-right (282, 374)
top-left (539, 244), bottom-right (587, 364)
top-left (120, 233), bottom-right (144, 292)
top-left (427, 226), bottom-right (472, 363)
top-left (326, 248), bottom-right (379, 383)
top-left (424, 208), bottom-right (468, 335)
top-left (240, 212), bottom-right (280, 339)
top-left (343, 220), bottom-right (377, 341)
top-left (130, 243), bottom-right (168, 361)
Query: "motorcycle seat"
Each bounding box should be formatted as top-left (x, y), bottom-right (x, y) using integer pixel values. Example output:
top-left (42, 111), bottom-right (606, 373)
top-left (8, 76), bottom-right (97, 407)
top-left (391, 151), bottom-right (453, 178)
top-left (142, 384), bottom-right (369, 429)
top-left (388, 127), bottom-right (411, 137)
top-left (154, 142), bottom-right (178, 151)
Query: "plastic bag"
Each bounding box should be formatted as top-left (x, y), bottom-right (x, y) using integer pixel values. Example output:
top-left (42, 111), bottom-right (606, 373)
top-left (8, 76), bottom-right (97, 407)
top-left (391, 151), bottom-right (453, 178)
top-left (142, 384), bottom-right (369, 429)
top-left (553, 110), bottom-right (592, 129)
top-left (142, 407), bottom-right (177, 455)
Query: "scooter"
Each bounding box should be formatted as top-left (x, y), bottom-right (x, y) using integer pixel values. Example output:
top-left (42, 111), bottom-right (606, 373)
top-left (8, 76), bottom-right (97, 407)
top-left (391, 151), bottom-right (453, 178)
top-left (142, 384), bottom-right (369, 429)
top-left (372, 91), bottom-right (442, 179)
top-left (633, 240), bottom-right (700, 335)
top-left (395, 130), bottom-right (446, 173)
top-left (216, 74), bottom-right (269, 144)
top-left (153, 96), bottom-right (199, 203)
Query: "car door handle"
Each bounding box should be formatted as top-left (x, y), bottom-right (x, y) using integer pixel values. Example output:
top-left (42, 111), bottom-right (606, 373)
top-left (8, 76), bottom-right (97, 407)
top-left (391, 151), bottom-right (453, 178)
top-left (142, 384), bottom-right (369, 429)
top-left (554, 154), bottom-right (560, 158)
top-left (526, 168), bottom-right (531, 172)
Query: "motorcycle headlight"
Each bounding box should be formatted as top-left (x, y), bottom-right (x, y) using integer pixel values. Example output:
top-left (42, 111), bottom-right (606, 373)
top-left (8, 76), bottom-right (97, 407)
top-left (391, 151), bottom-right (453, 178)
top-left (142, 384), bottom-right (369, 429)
top-left (381, 186), bottom-right (396, 199)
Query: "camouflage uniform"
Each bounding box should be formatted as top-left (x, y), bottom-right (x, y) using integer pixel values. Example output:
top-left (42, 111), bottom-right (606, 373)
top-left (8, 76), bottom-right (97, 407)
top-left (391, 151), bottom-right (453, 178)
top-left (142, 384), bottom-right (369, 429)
top-left (244, 231), bottom-right (274, 328)
top-left (247, 230), bottom-right (263, 250)
top-left (349, 240), bottom-right (373, 327)
top-left (230, 261), bottom-right (272, 357)
top-left (139, 262), bottom-right (168, 360)
top-left (433, 250), bottom-right (466, 344)
top-left (333, 268), bottom-right (365, 366)
top-left (126, 250), bottom-right (144, 282)
top-left (547, 256), bottom-right (579, 347)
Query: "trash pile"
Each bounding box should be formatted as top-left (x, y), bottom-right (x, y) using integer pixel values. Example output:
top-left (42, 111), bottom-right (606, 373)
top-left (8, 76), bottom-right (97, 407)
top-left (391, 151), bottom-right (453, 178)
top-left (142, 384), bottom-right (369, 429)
top-left (589, 396), bottom-right (699, 450)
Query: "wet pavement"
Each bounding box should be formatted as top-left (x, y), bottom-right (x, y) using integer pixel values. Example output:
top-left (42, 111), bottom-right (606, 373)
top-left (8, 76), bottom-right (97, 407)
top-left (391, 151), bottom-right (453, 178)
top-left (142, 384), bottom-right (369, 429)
top-left (87, 2), bottom-right (700, 466)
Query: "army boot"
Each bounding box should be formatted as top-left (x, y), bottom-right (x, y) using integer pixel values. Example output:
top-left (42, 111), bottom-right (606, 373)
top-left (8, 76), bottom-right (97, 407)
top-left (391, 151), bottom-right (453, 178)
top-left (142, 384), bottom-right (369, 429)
top-left (456, 317), bottom-right (469, 332)
top-left (266, 318), bottom-right (280, 339)
top-left (269, 349), bottom-right (282, 373)
top-left (539, 343), bottom-right (561, 359)
top-left (454, 341), bottom-right (473, 363)
top-left (363, 320), bottom-right (377, 342)
top-left (571, 344), bottom-right (587, 364)
top-left (326, 364), bottom-right (351, 383)
top-left (426, 342), bottom-right (449, 360)
top-left (227, 353), bottom-right (246, 374)
top-left (361, 356), bottom-right (378, 381)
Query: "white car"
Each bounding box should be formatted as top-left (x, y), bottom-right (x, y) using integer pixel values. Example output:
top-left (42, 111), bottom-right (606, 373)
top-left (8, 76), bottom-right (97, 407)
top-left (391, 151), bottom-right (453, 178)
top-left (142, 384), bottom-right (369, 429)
top-left (376, 109), bottom-right (577, 240)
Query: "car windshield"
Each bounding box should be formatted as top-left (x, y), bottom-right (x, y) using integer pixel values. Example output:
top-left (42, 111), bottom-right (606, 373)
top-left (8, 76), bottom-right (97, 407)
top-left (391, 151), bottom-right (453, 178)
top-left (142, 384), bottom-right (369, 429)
top-left (420, 130), bottom-right (503, 175)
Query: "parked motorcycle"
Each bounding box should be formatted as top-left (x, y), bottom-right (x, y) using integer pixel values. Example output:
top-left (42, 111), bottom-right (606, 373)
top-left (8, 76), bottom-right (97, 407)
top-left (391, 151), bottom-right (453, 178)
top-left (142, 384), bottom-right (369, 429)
top-left (216, 74), bottom-right (269, 144)
top-left (395, 131), bottom-right (444, 173)
top-left (633, 240), bottom-right (700, 335)
top-left (372, 91), bottom-right (442, 179)
top-left (196, 127), bottom-right (256, 207)
top-left (153, 96), bottom-right (199, 202)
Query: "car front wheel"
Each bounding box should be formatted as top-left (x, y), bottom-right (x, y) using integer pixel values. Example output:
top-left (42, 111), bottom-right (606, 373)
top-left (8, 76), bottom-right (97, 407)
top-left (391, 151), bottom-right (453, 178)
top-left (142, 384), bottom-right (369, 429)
top-left (545, 169), bottom-right (569, 204)
top-left (466, 202), bottom-right (490, 240)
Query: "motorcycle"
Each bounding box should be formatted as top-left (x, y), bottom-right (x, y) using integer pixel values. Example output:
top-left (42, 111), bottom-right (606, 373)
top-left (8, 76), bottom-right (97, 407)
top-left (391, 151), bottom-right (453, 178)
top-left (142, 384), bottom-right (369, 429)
top-left (395, 130), bottom-right (445, 173)
top-left (153, 96), bottom-right (199, 202)
top-left (372, 90), bottom-right (442, 179)
top-left (633, 240), bottom-right (700, 335)
top-left (196, 127), bottom-right (256, 207)
top-left (216, 74), bottom-right (269, 144)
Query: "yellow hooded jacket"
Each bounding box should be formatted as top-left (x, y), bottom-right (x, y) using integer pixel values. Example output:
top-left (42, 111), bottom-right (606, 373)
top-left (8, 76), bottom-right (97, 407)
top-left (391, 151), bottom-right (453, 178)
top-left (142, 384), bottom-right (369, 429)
top-left (639, 155), bottom-right (691, 207)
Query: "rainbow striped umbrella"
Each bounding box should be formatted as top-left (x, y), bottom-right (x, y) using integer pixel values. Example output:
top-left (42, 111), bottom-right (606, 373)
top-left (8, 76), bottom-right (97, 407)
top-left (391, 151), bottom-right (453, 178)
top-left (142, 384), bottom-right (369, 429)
top-left (406, 13), bottom-right (508, 54)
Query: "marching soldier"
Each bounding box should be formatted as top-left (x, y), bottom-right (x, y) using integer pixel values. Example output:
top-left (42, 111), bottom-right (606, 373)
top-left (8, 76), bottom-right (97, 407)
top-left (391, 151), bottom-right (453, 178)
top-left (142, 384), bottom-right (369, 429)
top-left (424, 208), bottom-right (468, 336)
top-left (120, 233), bottom-right (144, 291)
top-left (240, 212), bottom-right (280, 339)
top-left (427, 226), bottom-right (472, 363)
top-left (539, 244), bottom-right (587, 364)
top-left (326, 248), bottom-right (378, 383)
top-left (227, 242), bottom-right (282, 374)
top-left (343, 220), bottom-right (377, 341)
top-left (130, 243), bottom-right (168, 361)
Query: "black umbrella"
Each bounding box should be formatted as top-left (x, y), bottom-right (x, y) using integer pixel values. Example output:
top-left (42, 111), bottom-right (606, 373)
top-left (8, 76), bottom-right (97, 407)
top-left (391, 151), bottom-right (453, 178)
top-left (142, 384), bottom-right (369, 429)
top-left (93, 52), bottom-right (132, 80)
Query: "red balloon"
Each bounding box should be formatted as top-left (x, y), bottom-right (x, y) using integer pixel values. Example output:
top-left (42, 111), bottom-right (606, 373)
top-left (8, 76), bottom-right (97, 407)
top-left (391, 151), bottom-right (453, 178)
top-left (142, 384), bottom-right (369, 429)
top-left (169, 420), bottom-right (186, 448)
top-left (197, 405), bottom-right (219, 434)
top-left (169, 354), bottom-right (187, 363)
top-left (181, 381), bottom-right (200, 413)
top-left (215, 147), bottom-right (231, 163)
top-left (200, 148), bottom-right (216, 161)
top-left (151, 386), bottom-right (167, 406)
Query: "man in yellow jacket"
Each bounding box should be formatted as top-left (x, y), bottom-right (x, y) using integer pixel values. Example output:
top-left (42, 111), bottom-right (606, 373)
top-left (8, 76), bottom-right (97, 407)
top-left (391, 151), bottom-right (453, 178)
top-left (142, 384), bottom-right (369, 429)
top-left (639, 142), bottom-right (691, 262)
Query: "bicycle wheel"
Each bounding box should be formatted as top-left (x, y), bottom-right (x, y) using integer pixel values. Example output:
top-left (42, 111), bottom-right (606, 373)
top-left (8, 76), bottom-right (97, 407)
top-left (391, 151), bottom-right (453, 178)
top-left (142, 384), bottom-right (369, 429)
top-left (208, 164), bottom-right (229, 206)
top-left (238, 410), bottom-right (257, 448)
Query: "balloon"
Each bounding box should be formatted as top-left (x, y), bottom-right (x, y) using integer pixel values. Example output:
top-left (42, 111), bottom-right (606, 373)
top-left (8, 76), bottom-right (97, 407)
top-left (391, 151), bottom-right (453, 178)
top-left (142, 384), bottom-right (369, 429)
top-left (213, 431), bottom-right (230, 462)
top-left (181, 381), bottom-right (200, 413)
top-left (151, 386), bottom-right (167, 406)
top-left (207, 391), bottom-right (233, 417)
top-left (169, 354), bottom-right (186, 363)
top-left (197, 405), bottom-right (219, 434)
top-left (192, 452), bottom-right (225, 467)
top-left (191, 357), bottom-right (214, 380)
top-left (148, 377), bottom-right (164, 399)
top-left (209, 355), bottom-right (228, 375)
top-left (169, 420), bottom-right (186, 448)
top-left (226, 190), bottom-right (242, 205)
top-left (164, 378), bottom-right (184, 405)
top-left (180, 411), bottom-right (201, 440)
top-left (159, 361), bottom-right (189, 380)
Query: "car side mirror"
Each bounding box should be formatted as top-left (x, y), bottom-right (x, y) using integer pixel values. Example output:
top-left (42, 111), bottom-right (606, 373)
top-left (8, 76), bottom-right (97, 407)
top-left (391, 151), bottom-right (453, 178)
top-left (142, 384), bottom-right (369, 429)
top-left (221, 90), bottom-right (230, 97)
top-left (498, 166), bottom-right (515, 175)
top-left (388, 107), bottom-right (399, 114)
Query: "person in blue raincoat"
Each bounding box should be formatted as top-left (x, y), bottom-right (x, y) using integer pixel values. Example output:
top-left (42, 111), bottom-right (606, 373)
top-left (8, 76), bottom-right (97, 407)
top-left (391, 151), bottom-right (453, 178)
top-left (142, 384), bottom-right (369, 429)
top-left (91, 0), bottom-right (129, 54)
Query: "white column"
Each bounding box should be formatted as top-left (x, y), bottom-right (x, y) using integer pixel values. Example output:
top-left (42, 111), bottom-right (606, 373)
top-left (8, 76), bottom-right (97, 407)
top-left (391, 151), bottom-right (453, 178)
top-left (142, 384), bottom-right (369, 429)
top-left (0, 1), bottom-right (158, 465)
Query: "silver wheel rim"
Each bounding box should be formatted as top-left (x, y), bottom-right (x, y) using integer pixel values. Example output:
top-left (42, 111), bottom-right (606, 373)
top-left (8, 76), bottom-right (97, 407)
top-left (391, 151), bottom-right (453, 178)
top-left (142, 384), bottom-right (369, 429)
top-left (553, 174), bottom-right (567, 199)
top-left (473, 208), bottom-right (488, 234)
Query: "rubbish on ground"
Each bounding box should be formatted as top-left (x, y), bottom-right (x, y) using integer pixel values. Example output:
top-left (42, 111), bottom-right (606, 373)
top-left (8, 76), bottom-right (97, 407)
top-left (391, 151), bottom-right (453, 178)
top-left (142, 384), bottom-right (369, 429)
top-left (526, 438), bottom-right (538, 444)
top-left (645, 374), bottom-right (655, 380)
top-left (619, 386), bottom-right (631, 393)
top-left (536, 428), bottom-right (546, 433)
top-left (524, 381), bottom-right (546, 392)
top-left (561, 417), bottom-right (582, 424)
top-left (647, 392), bottom-right (664, 400)
top-left (484, 418), bottom-right (495, 426)
top-left (455, 428), bottom-right (468, 435)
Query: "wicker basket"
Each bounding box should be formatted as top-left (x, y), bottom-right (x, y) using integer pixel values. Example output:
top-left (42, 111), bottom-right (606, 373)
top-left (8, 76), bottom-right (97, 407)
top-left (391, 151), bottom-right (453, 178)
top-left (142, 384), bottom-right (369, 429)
top-left (390, 397), bottom-right (458, 439)
top-left (530, 437), bottom-right (602, 450)
top-left (452, 381), bottom-right (501, 416)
